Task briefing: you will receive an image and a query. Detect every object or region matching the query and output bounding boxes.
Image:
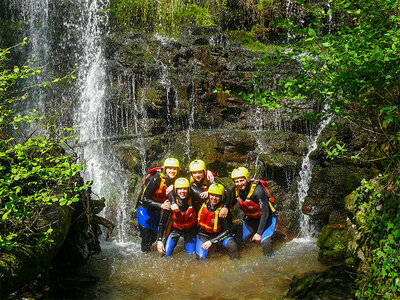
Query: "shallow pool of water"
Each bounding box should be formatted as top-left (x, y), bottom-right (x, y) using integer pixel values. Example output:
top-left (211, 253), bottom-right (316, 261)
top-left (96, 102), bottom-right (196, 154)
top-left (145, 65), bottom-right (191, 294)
top-left (79, 238), bottom-right (327, 299)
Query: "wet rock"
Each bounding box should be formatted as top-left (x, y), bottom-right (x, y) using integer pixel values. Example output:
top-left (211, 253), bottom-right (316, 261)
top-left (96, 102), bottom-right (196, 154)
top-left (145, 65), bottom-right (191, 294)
top-left (317, 224), bottom-right (348, 265)
top-left (286, 265), bottom-right (356, 299)
top-left (303, 164), bottom-right (373, 229)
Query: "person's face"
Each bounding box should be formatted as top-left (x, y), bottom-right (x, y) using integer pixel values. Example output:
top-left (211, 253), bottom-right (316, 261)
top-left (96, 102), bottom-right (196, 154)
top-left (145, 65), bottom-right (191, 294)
top-left (176, 187), bottom-right (189, 199)
top-left (209, 193), bottom-right (222, 206)
top-left (234, 177), bottom-right (248, 191)
top-left (191, 171), bottom-right (204, 182)
top-left (165, 167), bottom-right (178, 179)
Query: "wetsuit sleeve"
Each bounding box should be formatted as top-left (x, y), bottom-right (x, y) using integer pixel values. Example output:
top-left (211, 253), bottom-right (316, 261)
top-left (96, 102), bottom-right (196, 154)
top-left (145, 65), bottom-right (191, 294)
top-left (168, 190), bottom-right (176, 204)
top-left (253, 186), bottom-right (270, 235)
top-left (209, 215), bottom-right (232, 244)
top-left (157, 210), bottom-right (172, 241)
top-left (223, 186), bottom-right (232, 209)
top-left (141, 174), bottom-right (163, 209)
top-left (224, 186), bottom-right (237, 209)
top-left (190, 185), bottom-right (203, 209)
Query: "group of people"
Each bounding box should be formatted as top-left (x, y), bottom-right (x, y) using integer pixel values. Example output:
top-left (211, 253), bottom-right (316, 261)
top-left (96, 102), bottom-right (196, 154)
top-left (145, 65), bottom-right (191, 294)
top-left (136, 158), bottom-right (276, 260)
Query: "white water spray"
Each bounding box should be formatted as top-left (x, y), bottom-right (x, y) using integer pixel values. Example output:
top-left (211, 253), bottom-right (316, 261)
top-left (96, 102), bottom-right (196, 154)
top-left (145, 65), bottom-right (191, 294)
top-left (297, 115), bottom-right (331, 238)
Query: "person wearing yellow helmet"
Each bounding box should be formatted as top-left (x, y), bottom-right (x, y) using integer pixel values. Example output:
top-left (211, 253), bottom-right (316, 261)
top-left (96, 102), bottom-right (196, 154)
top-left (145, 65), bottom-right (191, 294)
top-left (136, 157), bottom-right (180, 252)
top-left (156, 177), bottom-right (197, 257)
top-left (189, 159), bottom-right (230, 219)
top-left (195, 183), bottom-right (238, 260)
top-left (229, 166), bottom-right (276, 256)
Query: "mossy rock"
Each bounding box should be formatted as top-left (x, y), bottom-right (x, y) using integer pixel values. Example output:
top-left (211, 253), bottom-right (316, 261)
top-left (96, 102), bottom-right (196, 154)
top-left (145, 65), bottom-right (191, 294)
top-left (317, 224), bottom-right (348, 265)
top-left (287, 265), bottom-right (356, 299)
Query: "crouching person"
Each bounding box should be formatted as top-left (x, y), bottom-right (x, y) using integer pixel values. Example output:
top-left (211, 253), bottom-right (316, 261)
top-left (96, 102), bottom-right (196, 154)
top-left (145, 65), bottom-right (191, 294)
top-left (230, 167), bottom-right (277, 256)
top-left (157, 178), bottom-right (197, 257)
top-left (196, 183), bottom-right (238, 260)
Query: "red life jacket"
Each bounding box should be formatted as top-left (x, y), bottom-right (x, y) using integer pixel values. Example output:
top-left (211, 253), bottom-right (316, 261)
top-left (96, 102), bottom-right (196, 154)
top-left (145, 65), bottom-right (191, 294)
top-left (139, 167), bottom-right (168, 204)
top-left (190, 176), bottom-right (209, 192)
top-left (197, 201), bottom-right (223, 233)
top-left (172, 198), bottom-right (197, 230)
top-left (236, 198), bottom-right (262, 219)
top-left (235, 179), bottom-right (276, 218)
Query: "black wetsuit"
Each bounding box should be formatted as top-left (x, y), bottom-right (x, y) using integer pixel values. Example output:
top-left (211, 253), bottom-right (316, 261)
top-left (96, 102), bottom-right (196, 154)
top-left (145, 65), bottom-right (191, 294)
top-left (156, 193), bottom-right (197, 256)
top-left (196, 201), bottom-right (238, 260)
top-left (190, 177), bottom-right (232, 213)
top-left (228, 181), bottom-right (273, 254)
top-left (136, 172), bottom-right (175, 252)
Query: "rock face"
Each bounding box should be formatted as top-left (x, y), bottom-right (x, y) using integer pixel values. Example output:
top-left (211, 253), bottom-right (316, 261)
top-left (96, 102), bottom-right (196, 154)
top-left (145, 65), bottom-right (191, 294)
top-left (97, 29), bottom-right (315, 239)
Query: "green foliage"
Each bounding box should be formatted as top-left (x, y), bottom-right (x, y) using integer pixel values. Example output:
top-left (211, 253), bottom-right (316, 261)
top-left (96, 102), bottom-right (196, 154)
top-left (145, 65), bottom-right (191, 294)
top-left (353, 177), bottom-right (400, 298)
top-left (0, 42), bottom-right (88, 251)
top-left (108, 0), bottom-right (280, 36)
top-left (224, 0), bottom-right (400, 297)
top-left (109, 0), bottom-right (216, 35)
top-left (228, 30), bottom-right (281, 52)
top-left (235, 0), bottom-right (400, 168)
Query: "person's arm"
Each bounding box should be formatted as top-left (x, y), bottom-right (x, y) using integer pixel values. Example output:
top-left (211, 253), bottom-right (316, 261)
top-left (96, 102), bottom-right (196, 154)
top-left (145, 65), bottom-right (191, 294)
top-left (141, 174), bottom-right (171, 210)
top-left (206, 170), bottom-right (215, 183)
top-left (141, 175), bottom-right (163, 209)
top-left (209, 216), bottom-right (231, 244)
top-left (253, 187), bottom-right (270, 241)
top-left (157, 210), bottom-right (172, 242)
top-left (219, 186), bottom-right (232, 218)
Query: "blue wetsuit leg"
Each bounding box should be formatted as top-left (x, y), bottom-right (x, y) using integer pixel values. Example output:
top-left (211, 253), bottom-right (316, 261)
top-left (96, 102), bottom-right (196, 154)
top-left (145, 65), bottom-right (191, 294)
top-left (185, 236), bottom-right (196, 254)
top-left (164, 235), bottom-right (177, 256)
top-left (261, 214), bottom-right (277, 243)
top-left (196, 235), bottom-right (209, 259)
top-left (137, 206), bottom-right (159, 232)
top-left (242, 221), bottom-right (252, 241)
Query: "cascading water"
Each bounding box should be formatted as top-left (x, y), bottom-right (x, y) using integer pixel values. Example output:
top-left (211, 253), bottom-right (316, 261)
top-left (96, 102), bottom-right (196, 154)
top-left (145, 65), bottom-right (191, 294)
top-left (2, 1), bottom-right (336, 297)
top-left (72, 0), bottom-right (131, 242)
top-left (297, 114), bottom-right (332, 238)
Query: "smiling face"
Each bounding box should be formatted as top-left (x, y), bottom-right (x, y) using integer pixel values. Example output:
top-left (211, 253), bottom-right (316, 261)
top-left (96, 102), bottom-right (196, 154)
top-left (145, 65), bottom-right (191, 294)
top-left (209, 193), bottom-right (222, 206)
top-left (176, 187), bottom-right (189, 199)
top-left (165, 167), bottom-right (178, 179)
top-left (234, 177), bottom-right (248, 191)
top-left (191, 170), bottom-right (205, 183)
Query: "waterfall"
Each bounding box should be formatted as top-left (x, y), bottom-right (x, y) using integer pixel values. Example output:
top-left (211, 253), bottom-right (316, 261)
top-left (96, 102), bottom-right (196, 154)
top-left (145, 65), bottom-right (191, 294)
top-left (71, 0), bottom-right (130, 242)
top-left (297, 115), bottom-right (331, 238)
top-left (5, 0), bottom-right (50, 115)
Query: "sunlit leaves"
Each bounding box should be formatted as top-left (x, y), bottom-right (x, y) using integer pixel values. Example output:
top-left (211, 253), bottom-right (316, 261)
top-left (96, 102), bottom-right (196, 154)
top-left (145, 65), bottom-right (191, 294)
top-left (0, 42), bottom-right (88, 251)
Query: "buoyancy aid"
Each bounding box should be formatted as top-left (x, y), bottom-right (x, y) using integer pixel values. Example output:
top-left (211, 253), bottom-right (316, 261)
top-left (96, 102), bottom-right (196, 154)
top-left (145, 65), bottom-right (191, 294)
top-left (139, 167), bottom-right (167, 204)
top-left (197, 201), bottom-right (223, 233)
top-left (235, 179), bottom-right (276, 218)
top-left (190, 176), bottom-right (209, 192)
top-left (172, 198), bottom-right (197, 230)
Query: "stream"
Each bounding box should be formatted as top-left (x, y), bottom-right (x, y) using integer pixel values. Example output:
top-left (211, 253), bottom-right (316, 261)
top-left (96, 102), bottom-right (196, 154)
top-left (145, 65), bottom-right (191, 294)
top-left (76, 238), bottom-right (326, 299)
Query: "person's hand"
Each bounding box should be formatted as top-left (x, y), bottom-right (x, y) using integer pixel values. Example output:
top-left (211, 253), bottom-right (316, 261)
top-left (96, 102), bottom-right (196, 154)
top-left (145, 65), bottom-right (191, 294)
top-left (200, 191), bottom-right (208, 199)
top-left (161, 200), bottom-right (171, 210)
top-left (206, 170), bottom-right (215, 183)
top-left (219, 207), bottom-right (228, 219)
top-left (201, 240), bottom-right (212, 250)
top-left (157, 241), bottom-right (165, 254)
top-left (252, 233), bottom-right (261, 243)
top-left (166, 184), bottom-right (174, 195)
top-left (171, 203), bottom-right (179, 212)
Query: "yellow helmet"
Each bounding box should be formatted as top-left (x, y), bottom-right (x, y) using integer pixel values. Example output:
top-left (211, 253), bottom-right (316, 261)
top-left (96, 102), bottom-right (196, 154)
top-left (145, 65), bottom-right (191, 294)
top-left (231, 167), bottom-right (249, 181)
top-left (208, 183), bottom-right (225, 197)
top-left (189, 159), bottom-right (206, 173)
top-left (163, 157), bottom-right (180, 169)
top-left (174, 177), bottom-right (190, 192)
